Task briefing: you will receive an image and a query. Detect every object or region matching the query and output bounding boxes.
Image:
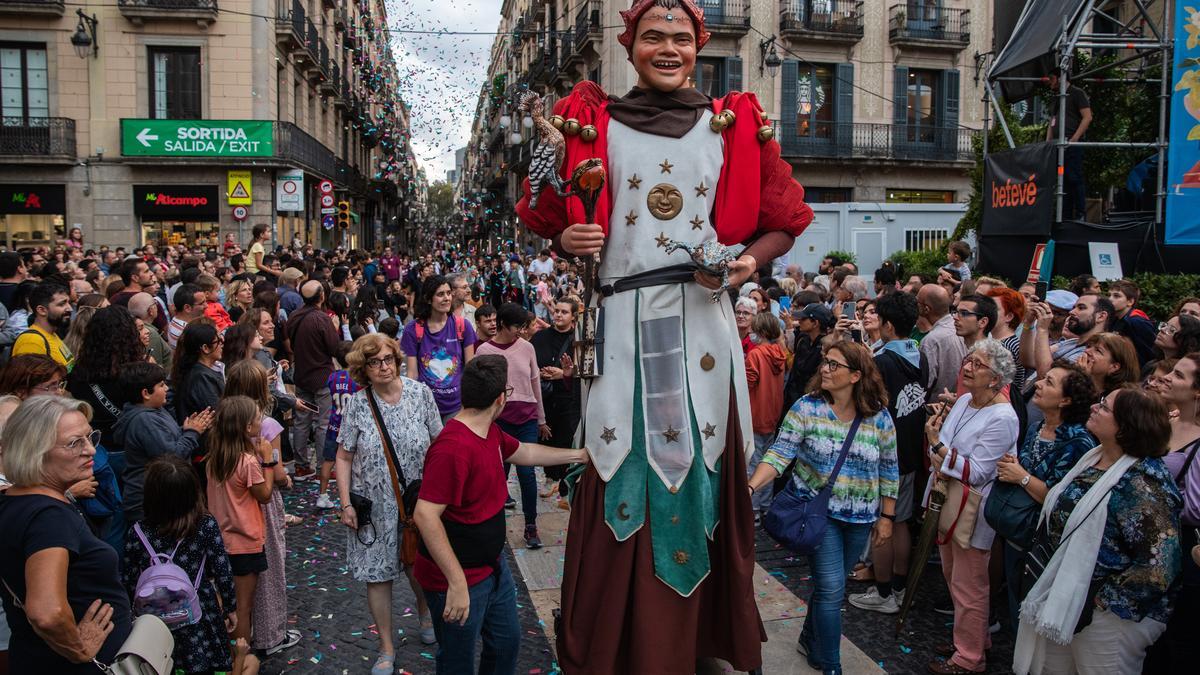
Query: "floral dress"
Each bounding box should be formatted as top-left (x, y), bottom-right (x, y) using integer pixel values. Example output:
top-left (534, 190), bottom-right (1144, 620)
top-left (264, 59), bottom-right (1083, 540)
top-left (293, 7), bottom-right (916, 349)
top-left (338, 378), bottom-right (443, 583)
top-left (121, 514), bottom-right (236, 674)
top-left (252, 416), bottom-right (287, 651)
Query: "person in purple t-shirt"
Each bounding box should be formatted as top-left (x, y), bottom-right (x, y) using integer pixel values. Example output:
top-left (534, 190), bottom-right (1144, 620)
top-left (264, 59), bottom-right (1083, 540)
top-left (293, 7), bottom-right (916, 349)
top-left (401, 276), bottom-right (476, 421)
top-left (316, 342), bottom-right (360, 510)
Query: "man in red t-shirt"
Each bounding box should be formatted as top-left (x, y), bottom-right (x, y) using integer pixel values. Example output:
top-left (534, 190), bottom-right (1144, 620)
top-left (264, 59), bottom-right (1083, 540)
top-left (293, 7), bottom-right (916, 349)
top-left (413, 355), bottom-right (588, 673)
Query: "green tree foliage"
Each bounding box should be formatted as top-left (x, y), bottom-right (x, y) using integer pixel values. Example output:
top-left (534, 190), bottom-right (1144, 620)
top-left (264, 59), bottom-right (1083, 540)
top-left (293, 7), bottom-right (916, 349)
top-left (427, 181), bottom-right (455, 227)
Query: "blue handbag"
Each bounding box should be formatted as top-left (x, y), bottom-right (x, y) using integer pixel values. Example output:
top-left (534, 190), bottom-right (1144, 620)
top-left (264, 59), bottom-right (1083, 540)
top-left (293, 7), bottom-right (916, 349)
top-left (764, 414), bottom-right (863, 555)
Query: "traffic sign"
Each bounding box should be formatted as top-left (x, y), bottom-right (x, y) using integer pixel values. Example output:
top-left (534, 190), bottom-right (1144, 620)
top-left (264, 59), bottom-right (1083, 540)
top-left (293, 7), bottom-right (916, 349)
top-left (121, 119), bottom-right (274, 157)
top-left (320, 194), bottom-right (335, 208)
top-left (232, 205), bottom-right (248, 221)
top-left (321, 207), bottom-right (337, 215)
top-left (319, 180), bottom-right (334, 195)
top-left (227, 170), bottom-right (252, 205)
top-left (276, 170), bottom-right (304, 212)
top-left (322, 214), bottom-right (336, 230)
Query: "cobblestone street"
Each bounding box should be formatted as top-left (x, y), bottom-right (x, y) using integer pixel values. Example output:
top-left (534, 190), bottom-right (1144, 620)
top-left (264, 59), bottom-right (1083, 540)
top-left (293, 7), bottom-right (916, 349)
top-left (263, 477), bottom-right (1015, 674)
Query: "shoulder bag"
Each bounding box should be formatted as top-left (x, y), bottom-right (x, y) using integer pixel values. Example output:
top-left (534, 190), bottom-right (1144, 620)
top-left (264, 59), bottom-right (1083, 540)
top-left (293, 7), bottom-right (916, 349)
top-left (365, 386), bottom-right (422, 566)
top-left (937, 459), bottom-right (993, 549)
top-left (764, 414), bottom-right (863, 555)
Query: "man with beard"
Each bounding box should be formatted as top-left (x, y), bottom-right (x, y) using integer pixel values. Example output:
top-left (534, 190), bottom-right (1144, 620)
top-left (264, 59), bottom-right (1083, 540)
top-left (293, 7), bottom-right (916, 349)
top-left (1023, 291), bottom-right (1113, 377)
top-left (530, 298), bottom-right (582, 498)
top-left (12, 281), bottom-right (73, 368)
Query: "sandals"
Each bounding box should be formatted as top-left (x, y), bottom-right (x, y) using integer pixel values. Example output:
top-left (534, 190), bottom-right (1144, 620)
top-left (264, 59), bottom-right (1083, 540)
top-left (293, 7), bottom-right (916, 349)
top-left (370, 652), bottom-right (396, 675)
top-left (849, 563), bottom-right (874, 582)
top-left (284, 513), bottom-right (303, 526)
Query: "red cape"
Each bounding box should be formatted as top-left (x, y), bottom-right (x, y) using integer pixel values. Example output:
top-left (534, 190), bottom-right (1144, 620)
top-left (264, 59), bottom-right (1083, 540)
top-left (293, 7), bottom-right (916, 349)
top-left (516, 81), bottom-right (813, 248)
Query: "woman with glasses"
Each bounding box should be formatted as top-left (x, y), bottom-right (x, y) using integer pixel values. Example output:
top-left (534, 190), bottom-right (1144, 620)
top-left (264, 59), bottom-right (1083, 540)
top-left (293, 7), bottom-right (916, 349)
top-left (0, 353), bottom-right (68, 399)
top-left (1014, 386), bottom-right (1180, 674)
top-left (1149, 314), bottom-right (1200, 374)
top-left (749, 340), bottom-right (899, 675)
top-left (335, 334), bottom-right (443, 674)
top-left (735, 296), bottom-right (758, 355)
top-left (172, 320), bottom-right (226, 428)
top-left (0, 396), bottom-right (132, 674)
top-left (476, 302), bottom-right (550, 549)
top-left (923, 339), bottom-right (1019, 674)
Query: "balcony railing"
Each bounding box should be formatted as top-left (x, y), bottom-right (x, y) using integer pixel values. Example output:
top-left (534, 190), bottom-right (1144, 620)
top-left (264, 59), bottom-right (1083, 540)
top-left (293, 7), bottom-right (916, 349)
top-left (276, 122), bottom-right (336, 179)
top-left (888, 4), bottom-right (970, 47)
top-left (574, 0), bottom-right (601, 52)
top-left (0, 118), bottom-right (76, 160)
top-left (701, 1), bottom-right (750, 34)
top-left (776, 120), bottom-right (976, 163)
top-left (318, 38), bottom-right (330, 79)
top-left (276, 0), bottom-right (304, 49)
top-left (558, 33), bottom-right (578, 75)
top-left (0, 0), bottom-right (65, 16)
top-left (118, 0), bottom-right (218, 25)
top-left (780, 1), bottom-right (863, 41)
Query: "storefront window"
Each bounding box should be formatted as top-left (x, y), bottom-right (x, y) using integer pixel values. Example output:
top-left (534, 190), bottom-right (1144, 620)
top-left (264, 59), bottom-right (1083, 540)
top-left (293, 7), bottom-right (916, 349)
top-left (886, 189), bottom-right (954, 204)
top-left (0, 213), bottom-right (63, 248)
top-left (142, 221), bottom-right (219, 248)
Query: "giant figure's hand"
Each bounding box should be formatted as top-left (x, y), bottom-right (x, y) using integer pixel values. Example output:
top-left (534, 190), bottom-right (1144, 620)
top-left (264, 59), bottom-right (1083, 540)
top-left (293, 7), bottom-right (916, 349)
top-left (561, 223), bottom-right (605, 256)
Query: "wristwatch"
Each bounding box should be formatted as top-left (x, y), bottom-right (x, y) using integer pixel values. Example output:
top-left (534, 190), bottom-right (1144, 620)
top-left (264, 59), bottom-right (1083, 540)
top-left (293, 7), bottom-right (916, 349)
top-left (880, 513), bottom-right (896, 521)
top-left (1020, 473), bottom-right (1031, 487)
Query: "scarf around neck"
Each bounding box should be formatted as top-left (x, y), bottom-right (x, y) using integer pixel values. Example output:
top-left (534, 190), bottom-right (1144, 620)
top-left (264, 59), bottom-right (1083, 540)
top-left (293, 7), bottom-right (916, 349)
top-left (607, 86), bottom-right (711, 138)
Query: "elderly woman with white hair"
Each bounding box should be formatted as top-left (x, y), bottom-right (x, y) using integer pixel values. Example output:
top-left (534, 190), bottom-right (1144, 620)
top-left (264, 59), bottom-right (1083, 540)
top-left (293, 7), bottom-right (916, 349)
top-left (735, 296), bottom-right (758, 355)
top-left (923, 338), bottom-right (1021, 674)
top-left (0, 396), bottom-right (132, 673)
top-left (127, 292), bottom-right (172, 371)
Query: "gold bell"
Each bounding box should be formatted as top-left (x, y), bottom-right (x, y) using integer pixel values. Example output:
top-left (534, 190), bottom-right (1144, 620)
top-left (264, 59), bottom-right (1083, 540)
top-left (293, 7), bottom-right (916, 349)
top-left (709, 113), bottom-right (727, 133)
top-left (549, 115), bottom-right (565, 130)
top-left (757, 125), bottom-right (775, 143)
top-left (580, 124), bottom-right (598, 142)
top-left (722, 109), bottom-right (736, 125)
top-left (562, 118), bottom-right (582, 136)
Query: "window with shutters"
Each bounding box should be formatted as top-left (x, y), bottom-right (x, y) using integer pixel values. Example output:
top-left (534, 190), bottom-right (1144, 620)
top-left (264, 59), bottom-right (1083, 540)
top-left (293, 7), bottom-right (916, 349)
top-left (903, 227), bottom-right (951, 251)
top-left (695, 58), bottom-right (725, 98)
top-left (905, 69), bottom-right (939, 143)
top-left (795, 63), bottom-right (836, 139)
top-left (1, 43), bottom-right (49, 124)
top-left (148, 47), bottom-right (201, 120)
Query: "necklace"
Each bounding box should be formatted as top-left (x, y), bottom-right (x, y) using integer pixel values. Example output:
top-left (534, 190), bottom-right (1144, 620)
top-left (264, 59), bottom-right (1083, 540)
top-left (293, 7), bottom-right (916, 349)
top-left (949, 388), bottom-right (1003, 442)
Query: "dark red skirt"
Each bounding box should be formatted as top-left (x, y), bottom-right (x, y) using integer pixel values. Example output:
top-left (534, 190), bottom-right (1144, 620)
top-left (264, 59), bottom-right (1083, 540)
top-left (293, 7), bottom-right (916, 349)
top-left (557, 402), bottom-right (764, 673)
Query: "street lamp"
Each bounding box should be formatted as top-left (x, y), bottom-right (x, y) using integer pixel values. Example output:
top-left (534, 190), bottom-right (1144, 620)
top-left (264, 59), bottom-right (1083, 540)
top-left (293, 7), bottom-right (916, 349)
top-left (71, 9), bottom-right (99, 60)
top-left (759, 36), bottom-right (781, 78)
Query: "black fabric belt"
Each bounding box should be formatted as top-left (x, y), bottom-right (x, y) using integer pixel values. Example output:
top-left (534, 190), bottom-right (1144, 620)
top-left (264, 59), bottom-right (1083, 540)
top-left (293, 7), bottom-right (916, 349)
top-left (599, 263), bottom-right (698, 297)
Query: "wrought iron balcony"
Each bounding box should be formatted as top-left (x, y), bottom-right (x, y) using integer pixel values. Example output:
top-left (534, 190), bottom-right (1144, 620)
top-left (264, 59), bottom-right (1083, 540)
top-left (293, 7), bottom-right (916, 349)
top-left (780, 0), bottom-right (863, 43)
top-left (701, 1), bottom-right (750, 35)
top-left (118, 0), bottom-right (218, 25)
top-left (888, 4), bottom-right (970, 49)
top-left (558, 34), bottom-right (579, 78)
top-left (275, 121), bottom-right (336, 179)
top-left (276, 0), bottom-right (305, 49)
top-left (776, 120), bottom-right (976, 164)
top-left (574, 0), bottom-right (601, 53)
top-left (0, 0), bottom-right (65, 17)
top-left (322, 58), bottom-right (339, 95)
top-left (0, 117), bottom-right (76, 161)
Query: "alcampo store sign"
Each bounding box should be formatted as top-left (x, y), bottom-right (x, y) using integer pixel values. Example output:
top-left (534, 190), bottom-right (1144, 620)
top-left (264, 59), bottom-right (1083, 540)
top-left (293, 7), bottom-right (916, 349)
top-left (121, 119), bottom-right (273, 157)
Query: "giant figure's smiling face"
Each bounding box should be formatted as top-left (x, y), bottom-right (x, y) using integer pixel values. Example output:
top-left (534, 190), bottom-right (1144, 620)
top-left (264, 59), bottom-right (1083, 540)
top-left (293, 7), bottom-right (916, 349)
top-left (632, 9), bottom-right (696, 93)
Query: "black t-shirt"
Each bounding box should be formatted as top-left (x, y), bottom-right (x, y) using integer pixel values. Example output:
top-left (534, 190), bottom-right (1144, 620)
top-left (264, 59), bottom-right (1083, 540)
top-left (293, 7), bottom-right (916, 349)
top-left (1050, 85), bottom-right (1092, 139)
top-left (65, 376), bottom-right (123, 449)
top-left (0, 494), bottom-right (132, 672)
top-left (531, 326), bottom-right (580, 415)
top-left (874, 348), bottom-right (928, 475)
top-left (0, 281), bottom-right (18, 313)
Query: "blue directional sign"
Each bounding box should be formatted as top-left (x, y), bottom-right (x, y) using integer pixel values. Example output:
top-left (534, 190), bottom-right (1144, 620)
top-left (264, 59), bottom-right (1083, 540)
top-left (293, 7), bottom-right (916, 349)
top-left (322, 214), bottom-right (335, 230)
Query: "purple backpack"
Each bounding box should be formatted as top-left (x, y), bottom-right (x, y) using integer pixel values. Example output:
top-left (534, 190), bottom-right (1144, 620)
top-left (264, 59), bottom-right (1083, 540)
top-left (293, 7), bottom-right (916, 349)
top-left (132, 523), bottom-right (205, 630)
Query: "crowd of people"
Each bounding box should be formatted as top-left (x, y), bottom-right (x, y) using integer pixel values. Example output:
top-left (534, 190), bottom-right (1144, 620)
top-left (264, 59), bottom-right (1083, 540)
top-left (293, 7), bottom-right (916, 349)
top-left (0, 232), bottom-right (1197, 675)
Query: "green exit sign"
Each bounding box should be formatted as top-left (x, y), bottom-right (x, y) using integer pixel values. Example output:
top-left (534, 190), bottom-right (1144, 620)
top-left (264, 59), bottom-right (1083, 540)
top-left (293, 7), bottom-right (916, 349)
top-left (121, 119), bottom-right (274, 157)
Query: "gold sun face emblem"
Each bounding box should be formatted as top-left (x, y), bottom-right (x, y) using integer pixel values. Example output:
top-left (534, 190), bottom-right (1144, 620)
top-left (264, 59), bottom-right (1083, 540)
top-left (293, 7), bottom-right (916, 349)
top-left (647, 183), bottom-right (683, 221)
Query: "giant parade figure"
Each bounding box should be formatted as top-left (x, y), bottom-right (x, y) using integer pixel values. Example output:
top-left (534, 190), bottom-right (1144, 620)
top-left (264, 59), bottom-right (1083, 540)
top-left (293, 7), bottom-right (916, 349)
top-left (515, 1), bottom-right (814, 672)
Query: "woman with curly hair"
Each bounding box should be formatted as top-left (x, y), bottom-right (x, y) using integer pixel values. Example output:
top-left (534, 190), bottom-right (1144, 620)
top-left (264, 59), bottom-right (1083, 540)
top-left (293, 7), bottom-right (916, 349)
top-left (66, 306), bottom-right (146, 450)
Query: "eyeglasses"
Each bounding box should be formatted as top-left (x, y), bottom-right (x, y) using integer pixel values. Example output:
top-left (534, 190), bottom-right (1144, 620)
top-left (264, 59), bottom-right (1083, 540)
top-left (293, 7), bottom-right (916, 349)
top-left (820, 358), bottom-right (856, 373)
top-left (955, 308), bottom-right (985, 319)
top-left (55, 429), bottom-right (101, 456)
top-left (504, 386), bottom-right (515, 398)
top-left (1158, 322), bottom-right (1178, 336)
top-left (734, 310), bottom-right (754, 317)
top-left (961, 356), bottom-right (994, 372)
top-left (366, 354), bottom-right (396, 370)
top-left (33, 379), bottom-right (67, 394)
top-left (1093, 399), bottom-right (1113, 414)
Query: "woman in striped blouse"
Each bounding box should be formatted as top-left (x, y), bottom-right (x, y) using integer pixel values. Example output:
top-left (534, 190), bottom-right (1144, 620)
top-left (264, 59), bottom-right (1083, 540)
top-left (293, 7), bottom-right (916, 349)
top-left (749, 339), bottom-right (899, 675)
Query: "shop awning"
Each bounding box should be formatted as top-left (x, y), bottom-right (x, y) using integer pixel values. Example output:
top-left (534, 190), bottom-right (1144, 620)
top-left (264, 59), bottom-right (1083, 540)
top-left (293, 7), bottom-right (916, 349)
top-left (989, 0), bottom-right (1088, 102)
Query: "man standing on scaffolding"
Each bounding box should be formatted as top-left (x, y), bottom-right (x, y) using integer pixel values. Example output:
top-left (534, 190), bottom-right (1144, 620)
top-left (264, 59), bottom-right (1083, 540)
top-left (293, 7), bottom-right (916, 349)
top-left (1047, 68), bottom-right (1094, 221)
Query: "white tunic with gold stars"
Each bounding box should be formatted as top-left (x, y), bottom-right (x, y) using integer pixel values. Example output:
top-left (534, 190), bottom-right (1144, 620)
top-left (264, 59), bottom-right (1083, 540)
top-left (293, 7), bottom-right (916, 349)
top-left (583, 109), bottom-right (753, 492)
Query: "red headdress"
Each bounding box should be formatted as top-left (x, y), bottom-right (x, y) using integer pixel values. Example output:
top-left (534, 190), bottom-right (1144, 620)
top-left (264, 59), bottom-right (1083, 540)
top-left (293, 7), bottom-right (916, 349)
top-left (617, 0), bottom-right (710, 53)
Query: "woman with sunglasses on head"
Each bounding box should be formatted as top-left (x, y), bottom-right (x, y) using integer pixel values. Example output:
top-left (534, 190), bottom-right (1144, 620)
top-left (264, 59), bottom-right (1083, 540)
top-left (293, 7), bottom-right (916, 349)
top-left (923, 339), bottom-right (1020, 674)
top-left (1014, 386), bottom-right (1180, 675)
top-left (0, 397), bottom-right (132, 674)
top-left (335, 334), bottom-right (442, 674)
top-left (749, 340), bottom-right (898, 675)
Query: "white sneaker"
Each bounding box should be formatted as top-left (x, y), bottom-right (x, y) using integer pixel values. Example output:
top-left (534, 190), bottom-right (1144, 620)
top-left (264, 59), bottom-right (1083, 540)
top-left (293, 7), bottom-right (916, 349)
top-left (848, 587), bottom-right (900, 614)
top-left (315, 493), bottom-right (336, 509)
